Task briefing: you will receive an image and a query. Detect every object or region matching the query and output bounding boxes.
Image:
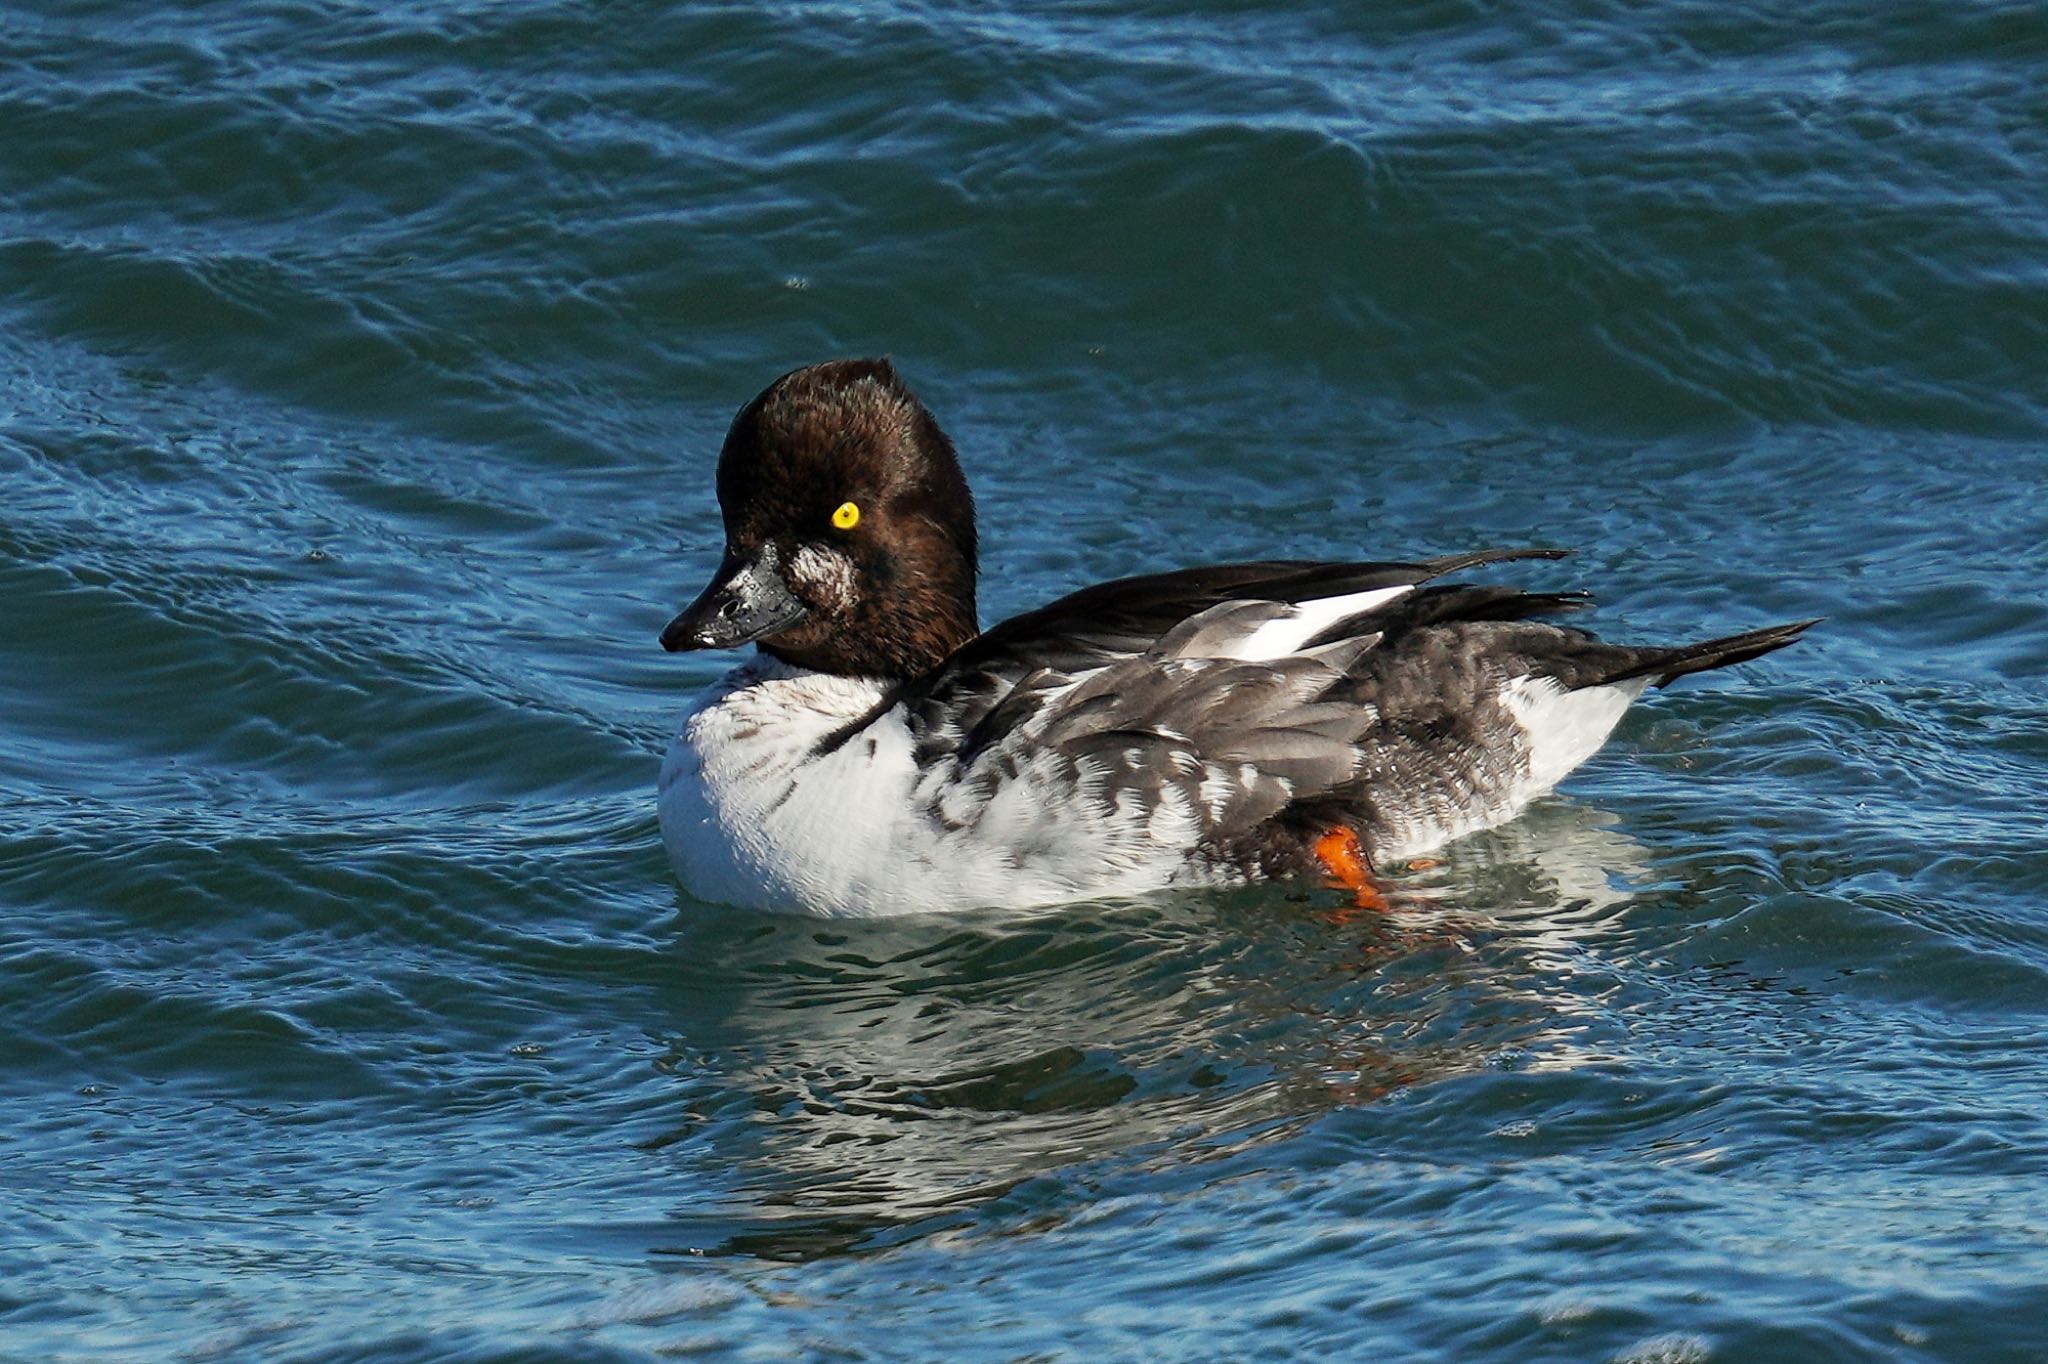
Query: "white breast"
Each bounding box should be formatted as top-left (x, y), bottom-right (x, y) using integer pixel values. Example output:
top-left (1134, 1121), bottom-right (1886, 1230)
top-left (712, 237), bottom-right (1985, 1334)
top-left (658, 659), bottom-right (1210, 916)
top-left (658, 661), bottom-right (911, 915)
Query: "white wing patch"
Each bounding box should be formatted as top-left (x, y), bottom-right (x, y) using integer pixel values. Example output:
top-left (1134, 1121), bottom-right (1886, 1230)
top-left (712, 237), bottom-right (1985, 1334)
top-left (1210, 585), bottom-right (1411, 661)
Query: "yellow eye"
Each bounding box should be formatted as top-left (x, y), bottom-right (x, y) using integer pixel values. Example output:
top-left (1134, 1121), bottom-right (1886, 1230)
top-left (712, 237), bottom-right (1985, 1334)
top-left (831, 501), bottom-right (861, 530)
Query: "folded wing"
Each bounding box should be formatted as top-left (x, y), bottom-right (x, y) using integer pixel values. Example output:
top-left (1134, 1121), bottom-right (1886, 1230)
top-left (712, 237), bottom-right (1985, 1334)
top-left (899, 548), bottom-right (1813, 874)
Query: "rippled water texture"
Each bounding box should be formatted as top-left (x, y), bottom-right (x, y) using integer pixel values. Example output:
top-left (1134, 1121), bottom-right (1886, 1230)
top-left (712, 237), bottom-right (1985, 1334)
top-left (4, 2), bottom-right (2047, 1360)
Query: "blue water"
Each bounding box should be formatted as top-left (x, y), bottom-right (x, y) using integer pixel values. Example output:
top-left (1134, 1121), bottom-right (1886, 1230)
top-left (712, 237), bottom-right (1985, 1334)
top-left (4, 2), bottom-right (2047, 1360)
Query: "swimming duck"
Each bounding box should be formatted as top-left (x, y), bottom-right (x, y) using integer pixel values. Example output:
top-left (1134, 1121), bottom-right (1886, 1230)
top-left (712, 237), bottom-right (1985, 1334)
top-left (657, 359), bottom-right (1812, 917)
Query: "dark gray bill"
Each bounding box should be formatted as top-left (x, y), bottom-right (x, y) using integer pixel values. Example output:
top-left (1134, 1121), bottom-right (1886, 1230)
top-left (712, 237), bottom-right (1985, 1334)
top-left (660, 543), bottom-right (808, 652)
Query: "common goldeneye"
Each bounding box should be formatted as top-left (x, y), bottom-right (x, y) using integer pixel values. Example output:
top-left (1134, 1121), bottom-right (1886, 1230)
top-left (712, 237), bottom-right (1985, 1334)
top-left (657, 359), bottom-right (1813, 917)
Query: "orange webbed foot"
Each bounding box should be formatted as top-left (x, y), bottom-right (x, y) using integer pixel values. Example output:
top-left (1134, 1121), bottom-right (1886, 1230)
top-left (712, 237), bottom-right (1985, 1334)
top-left (1313, 826), bottom-right (1388, 914)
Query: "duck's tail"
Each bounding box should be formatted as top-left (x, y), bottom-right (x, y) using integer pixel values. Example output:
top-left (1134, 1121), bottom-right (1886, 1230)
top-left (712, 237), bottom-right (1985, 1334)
top-left (1595, 618), bottom-right (1821, 690)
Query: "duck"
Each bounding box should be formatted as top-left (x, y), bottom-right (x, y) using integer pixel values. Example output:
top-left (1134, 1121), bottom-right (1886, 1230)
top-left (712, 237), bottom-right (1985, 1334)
top-left (656, 358), bottom-right (1813, 917)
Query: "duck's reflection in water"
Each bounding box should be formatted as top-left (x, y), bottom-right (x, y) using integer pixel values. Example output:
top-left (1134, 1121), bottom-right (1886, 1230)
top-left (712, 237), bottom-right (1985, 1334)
top-left (641, 800), bottom-right (1654, 1260)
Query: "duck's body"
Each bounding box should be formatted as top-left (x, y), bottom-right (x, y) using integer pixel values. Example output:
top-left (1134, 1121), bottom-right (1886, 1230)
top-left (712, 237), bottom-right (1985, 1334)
top-left (657, 360), bottom-right (1812, 918)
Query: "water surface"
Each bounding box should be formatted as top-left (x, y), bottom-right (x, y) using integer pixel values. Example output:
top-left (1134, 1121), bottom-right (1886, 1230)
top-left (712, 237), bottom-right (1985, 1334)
top-left (4, 2), bottom-right (2047, 1360)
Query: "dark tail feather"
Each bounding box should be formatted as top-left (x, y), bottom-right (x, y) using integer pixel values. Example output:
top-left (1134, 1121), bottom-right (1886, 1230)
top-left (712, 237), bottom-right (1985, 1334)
top-left (1600, 618), bottom-right (1821, 689)
top-left (1419, 546), bottom-right (1572, 579)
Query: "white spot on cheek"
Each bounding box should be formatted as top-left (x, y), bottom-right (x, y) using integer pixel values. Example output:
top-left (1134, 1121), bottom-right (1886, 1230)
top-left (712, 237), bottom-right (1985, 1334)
top-left (789, 544), bottom-right (857, 610)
